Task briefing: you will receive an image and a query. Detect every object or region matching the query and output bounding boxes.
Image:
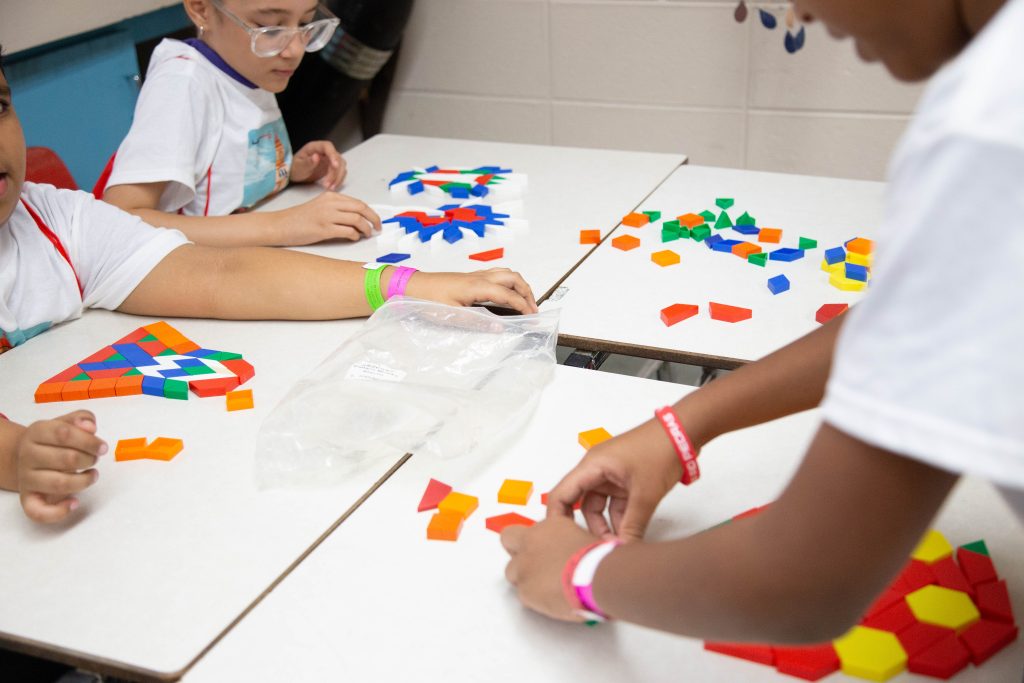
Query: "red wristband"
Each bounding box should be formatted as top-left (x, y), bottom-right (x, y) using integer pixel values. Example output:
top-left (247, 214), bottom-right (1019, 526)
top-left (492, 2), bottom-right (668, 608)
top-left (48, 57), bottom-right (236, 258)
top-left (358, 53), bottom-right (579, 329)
top-left (655, 406), bottom-right (700, 485)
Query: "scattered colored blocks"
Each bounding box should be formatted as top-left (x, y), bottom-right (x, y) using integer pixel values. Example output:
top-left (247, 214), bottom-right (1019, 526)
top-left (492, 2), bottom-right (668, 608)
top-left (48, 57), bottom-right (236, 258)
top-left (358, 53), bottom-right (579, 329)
top-left (833, 626), bottom-right (908, 681)
top-left (622, 212), bottom-right (649, 227)
top-left (497, 479), bottom-right (534, 505)
top-left (651, 250), bottom-right (680, 267)
top-left (767, 274), bottom-right (790, 295)
top-left (846, 251), bottom-right (874, 267)
top-left (661, 303), bottom-right (699, 327)
top-left (770, 247), bottom-right (805, 262)
top-left (713, 211), bottom-right (733, 229)
top-left (709, 302), bottom-right (752, 323)
top-left (821, 258), bottom-right (845, 274)
top-left (906, 585), bottom-right (981, 632)
top-left (226, 389), bottom-right (254, 412)
top-left (579, 229), bottom-right (601, 245)
top-left (438, 492), bottom-right (479, 519)
top-left (912, 530), bottom-right (954, 564)
top-left (427, 511), bottom-right (464, 541)
top-left (642, 210), bottom-right (662, 222)
top-left (731, 242), bottom-right (762, 259)
top-left (732, 224), bottom-right (761, 236)
top-left (417, 479), bottom-right (453, 512)
top-left (579, 427), bottom-right (612, 450)
top-left (715, 197), bottom-right (735, 210)
top-left (699, 210), bottom-right (716, 223)
top-left (376, 252), bottom-right (411, 264)
top-left (486, 512), bottom-right (536, 533)
top-left (758, 227), bottom-right (783, 243)
top-left (816, 303), bottom-right (849, 325)
top-left (469, 248), bottom-right (504, 262)
top-left (611, 235), bottom-right (641, 251)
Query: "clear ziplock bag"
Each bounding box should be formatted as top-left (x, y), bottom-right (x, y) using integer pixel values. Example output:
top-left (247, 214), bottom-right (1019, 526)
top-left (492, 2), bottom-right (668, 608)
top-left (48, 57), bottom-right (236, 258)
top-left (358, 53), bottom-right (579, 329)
top-left (255, 298), bottom-right (559, 488)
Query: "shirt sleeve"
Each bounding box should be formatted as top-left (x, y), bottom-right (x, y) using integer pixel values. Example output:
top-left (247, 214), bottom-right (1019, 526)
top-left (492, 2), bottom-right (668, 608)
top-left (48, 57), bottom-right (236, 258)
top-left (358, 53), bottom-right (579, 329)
top-left (106, 64), bottom-right (220, 211)
top-left (821, 133), bottom-right (1024, 489)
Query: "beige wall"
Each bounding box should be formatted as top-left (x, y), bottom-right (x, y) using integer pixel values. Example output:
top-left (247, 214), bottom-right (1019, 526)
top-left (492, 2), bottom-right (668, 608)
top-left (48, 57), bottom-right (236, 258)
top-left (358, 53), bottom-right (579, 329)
top-left (381, 0), bottom-right (925, 180)
top-left (2, 2), bottom-right (180, 54)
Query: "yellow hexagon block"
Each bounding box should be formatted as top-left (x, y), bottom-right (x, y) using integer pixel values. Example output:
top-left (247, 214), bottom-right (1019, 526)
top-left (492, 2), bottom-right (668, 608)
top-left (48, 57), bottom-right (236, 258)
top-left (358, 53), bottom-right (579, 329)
top-left (829, 271), bottom-right (868, 292)
top-left (821, 259), bottom-right (844, 274)
top-left (846, 251), bottom-right (874, 267)
top-left (911, 529), bottom-right (953, 564)
top-left (834, 626), bottom-right (907, 681)
top-left (578, 427), bottom-right (613, 450)
top-left (906, 585), bottom-right (980, 632)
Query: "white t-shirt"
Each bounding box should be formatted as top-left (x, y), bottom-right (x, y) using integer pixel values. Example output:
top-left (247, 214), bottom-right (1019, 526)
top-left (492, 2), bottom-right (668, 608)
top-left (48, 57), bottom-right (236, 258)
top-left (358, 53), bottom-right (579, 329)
top-left (106, 39), bottom-right (293, 216)
top-left (821, 0), bottom-right (1024, 522)
top-left (0, 182), bottom-right (188, 353)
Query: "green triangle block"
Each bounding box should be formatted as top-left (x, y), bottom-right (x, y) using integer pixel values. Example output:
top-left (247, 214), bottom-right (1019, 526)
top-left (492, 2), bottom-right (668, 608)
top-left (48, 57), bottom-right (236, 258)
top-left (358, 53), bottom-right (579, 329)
top-left (661, 228), bottom-right (680, 243)
top-left (715, 197), bottom-right (734, 210)
top-left (440, 182), bottom-right (472, 191)
top-left (184, 365), bottom-right (215, 376)
top-left (642, 210), bottom-right (662, 222)
top-left (158, 348), bottom-right (177, 356)
top-left (124, 368), bottom-right (142, 376)
top-left (662, 219), bottom-right (681, 231)
top-left (208, 351), bottom-right (243, 361)
top-left (691, 225), bottom-right (711, 242)
top-left (714, 211), bottom-right (733, 229)
top-left (71, 372), bottom-right (91, 382)
top-left (799, 237), bottom-right (818, 250)
top-left (736, 211), bottom-right (756, 226)
top-left (163, 379), bottom-right (189, 400)
top-left (699, 210), bottom-right (716, 223)
top-left (679, 227), bottom-right (691, 239)
top-left (140, 333), bottom-right (158, 342)
top-left (105, 352), bottom-right (127, 362)
top-left (748, 252), bottom-right (768, 267)
top-left (960, 540), bottom-right (990, 557)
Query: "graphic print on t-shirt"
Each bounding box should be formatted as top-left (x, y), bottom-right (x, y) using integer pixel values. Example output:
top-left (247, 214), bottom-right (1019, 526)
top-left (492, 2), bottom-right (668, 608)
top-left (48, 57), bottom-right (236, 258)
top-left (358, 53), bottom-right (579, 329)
top-left (242, 119), bottom-right (292, 208)
top-left (0, 322), bottom-right (53, 355)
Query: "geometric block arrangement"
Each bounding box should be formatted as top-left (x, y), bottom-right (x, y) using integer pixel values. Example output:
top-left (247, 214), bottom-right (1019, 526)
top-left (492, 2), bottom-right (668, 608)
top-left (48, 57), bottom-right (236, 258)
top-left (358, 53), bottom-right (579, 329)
top-left (423, 479), bottom-right (537, 542)
top-left (34, 321), bottom-right (254, 404)
top-left (388, 165), bottom-right (526, 201)
top-left (426, 490), bottom-right (479, 542)
top-left (115, 437), bottom-right (184, 462)
top-left (417, 478), bottom-right (454, 512)
top-left (706, 525), bottom-right (1018, 681)
top-left (378, 202), bottom-right (524, 250)
top-left (823, 236), bottom-right (875, 291)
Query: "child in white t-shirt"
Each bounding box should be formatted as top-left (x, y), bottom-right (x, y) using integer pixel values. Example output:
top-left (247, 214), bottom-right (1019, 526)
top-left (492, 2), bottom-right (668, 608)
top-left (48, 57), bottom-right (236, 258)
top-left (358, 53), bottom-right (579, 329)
top-left (0, 58), bottom-right (538, 524)
top-left (502, 0), bottom-right (1024, 643)
top-left (100, 0), bottom-right (379, 248)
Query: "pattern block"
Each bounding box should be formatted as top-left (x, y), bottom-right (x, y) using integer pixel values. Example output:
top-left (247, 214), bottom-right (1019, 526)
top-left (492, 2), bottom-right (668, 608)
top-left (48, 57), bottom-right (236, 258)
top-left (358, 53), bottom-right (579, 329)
top-left (388, 165), bottom-right (526, 201)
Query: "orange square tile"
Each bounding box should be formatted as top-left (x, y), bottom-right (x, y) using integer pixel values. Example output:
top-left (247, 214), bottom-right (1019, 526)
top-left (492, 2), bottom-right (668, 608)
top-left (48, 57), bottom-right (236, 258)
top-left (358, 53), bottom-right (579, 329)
top-left (427, 511), bottom-right (464, 541)
top-left (226, 389), bottom-right (254, 412)
top-left (611, 235), bottom-right (641, 251)
top-left (61, 381), bottom-right (91, 401)
top-left (115, 375), bottom-right (144, 396)
top-left (438, 492), bottom-right (479, 519)
top-left (732, 242), bottom-right (762, 259)
top-left (677, 213), bottom-right (705, 228)
top-left (758, 228), bottom-right (782, 243)
top-left (621, 213), bottom-right (650, 228)
top-left (34, 383), bottom-right (65, 404)
top-left (88, 377), bottom-right (119, 399)
top-left (579, 229), bottom-right (601, 245)
top-left (498, 479), bottom-right (534, 505)
top-left (846, 237), bottom-right (875, 255)
top-left (651, 250), bottom-right (680, 267)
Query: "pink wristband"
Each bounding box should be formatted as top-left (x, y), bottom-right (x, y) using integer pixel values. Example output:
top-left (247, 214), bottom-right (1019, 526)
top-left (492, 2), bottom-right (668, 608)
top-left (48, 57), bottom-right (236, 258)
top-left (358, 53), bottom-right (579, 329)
top-left (655, 406), bottom-right (700, 485)
top-left (386, 266), bottom-right (417, 300)
top-left (570, 539), bottom-right (622, 621)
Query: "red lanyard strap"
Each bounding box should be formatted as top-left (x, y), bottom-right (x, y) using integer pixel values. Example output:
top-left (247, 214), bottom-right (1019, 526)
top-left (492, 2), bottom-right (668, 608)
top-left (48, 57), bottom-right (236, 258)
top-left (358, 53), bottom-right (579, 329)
top-left (20, 198), bottom-right (84, 299)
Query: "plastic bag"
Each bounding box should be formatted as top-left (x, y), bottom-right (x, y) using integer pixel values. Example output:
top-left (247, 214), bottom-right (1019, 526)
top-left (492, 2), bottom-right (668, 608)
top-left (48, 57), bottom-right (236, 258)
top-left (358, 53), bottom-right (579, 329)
top-left (255, 298), bottom-right (559, 488)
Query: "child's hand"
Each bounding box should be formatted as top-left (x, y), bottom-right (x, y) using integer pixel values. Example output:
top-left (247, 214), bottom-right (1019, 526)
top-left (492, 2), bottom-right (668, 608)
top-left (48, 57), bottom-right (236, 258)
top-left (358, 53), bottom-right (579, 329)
top-left (546, 420), bottom-right (682, 541)
top-left (275, 192), bottom-right (382, 245)
top-left (405, 269), bottom-right (539, 315)
top-left (290, 141), bottom-right (347, 189)
top-left (17, 411), bottom-right (106, 523)
top-left (501, 516), bottom-right (599, 621)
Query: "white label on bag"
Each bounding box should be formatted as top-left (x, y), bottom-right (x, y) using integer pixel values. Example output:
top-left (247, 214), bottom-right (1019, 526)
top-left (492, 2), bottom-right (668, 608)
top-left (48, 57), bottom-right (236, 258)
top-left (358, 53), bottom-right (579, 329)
top-left (345, 362), bottom-right (407, 383)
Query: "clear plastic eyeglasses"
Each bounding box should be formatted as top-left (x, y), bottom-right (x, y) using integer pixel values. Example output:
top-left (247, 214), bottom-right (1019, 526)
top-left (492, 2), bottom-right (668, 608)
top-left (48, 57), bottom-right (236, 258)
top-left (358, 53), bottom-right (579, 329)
top-left (211, 1), bottom-right (340, 58)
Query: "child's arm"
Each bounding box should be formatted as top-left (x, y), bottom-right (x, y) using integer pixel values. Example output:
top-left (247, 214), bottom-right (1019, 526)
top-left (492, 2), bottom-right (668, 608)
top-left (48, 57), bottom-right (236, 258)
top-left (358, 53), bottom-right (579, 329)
top-left (0, 412), bottom-right (107, 524)
top-left (547, 316), bottom-right (845, 540)
top-left (503, 424), bottom-right (957, 643)
top-left (102, 183), bottom-right (381, 248)
top-left (116, 244), bottom-right (538, 318)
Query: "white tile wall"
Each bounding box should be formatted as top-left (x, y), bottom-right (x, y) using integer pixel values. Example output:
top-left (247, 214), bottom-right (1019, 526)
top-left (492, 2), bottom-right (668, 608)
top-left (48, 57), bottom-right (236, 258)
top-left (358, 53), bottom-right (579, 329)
top-left (381, 0), bottom-right (926, 181)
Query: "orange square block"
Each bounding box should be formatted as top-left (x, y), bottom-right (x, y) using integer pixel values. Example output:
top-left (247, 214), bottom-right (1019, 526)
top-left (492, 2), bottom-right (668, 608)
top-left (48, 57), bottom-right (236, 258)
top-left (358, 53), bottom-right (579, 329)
top-left (732, 242), bottom-right (762, 259)
top-left (579, 229), bottom-right (601, 245)
top-left (677, 213), bottom-right (705, 228)
top-left (115, 438), bottom-right (150, 462)
top-left (622, 213), bottom-right (649, 228)
top-left (61, 381), bottom-right (91, 401)
top-left (579, 427), bottom-right (613, 450)
top-left (846, 237), bottom-right (875, 255)
top-left (143, 321), bottom-right (188, 347)
top-left (427, 511), bottom-right (464, 541)
top-left (115, 375), bottom-right (144, 396)
top-left (758, 228), bottom-right (782, 243)
top-left (438, 491), bottom-right (479, 519)
top-left (498, 479), bottom-right (534, 505)
top-left (709, 302), bottom-right (752, 323)
top-left (147, 437), bottom-right (184, 462)
top-left (172, 341), bottom-right (201, 354)
top-left (226, 389), bottom-right (254, 412)
top-left (88, 377), bottom-right (119, 399)
top-left (611, 235), bottom-right (641, 251)
top-left (650, 250), bottom-right (680, 267)
top-left (34, 383), bottom-right (64, 404)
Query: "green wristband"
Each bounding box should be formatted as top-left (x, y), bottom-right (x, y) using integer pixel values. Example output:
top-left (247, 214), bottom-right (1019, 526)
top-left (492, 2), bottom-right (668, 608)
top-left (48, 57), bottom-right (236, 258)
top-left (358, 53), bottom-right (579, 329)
top-left (364, 265), bottom-right (387, 310)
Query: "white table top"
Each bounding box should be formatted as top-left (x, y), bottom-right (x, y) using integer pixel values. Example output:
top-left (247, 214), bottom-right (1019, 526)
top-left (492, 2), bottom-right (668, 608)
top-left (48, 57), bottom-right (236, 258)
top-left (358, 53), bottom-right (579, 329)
top-left (260, 134), bottom-right (685, 301)
top-left (0, 311), bottom-right (384, 679)
top-left (186, 364), bottom-right (1024, 682)
top-left (549, 165), bottom-right (888, 367)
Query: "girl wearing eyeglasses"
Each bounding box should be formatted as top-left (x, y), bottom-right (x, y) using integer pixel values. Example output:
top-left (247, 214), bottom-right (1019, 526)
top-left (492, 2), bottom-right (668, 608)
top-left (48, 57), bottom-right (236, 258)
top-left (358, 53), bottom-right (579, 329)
top-left (99, 0), bottom-right (381, 248)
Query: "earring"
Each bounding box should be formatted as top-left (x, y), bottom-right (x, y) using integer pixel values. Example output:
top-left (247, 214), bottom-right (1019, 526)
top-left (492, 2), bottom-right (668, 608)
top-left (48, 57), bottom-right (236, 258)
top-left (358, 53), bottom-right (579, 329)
top-left (198, 25), bottom-right (206, 38)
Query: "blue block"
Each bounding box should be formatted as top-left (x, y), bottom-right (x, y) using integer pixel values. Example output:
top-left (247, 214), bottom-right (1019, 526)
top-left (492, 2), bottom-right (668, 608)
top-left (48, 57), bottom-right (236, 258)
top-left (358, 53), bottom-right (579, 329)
top-left (438, 203), bottom-right (461, 211)
top-left (471, 184), bottom-right (489, 197)
top-left (159, 368), bottom-right (190, 378)
top-left (711, 239), bottom-right (742, 253)
top-left (449, 186), bottom-right (470, 199)
top-left (81, 360), bottom-right (132, 371)
top-left (452, 219), bottom-right (486, 238)
top-left (141, 376), bottom-right (165, 397)
top-left (418, 225), bottom-right (444, 242)
top-left (176, 358), bottom-right (205, 368)
top-left (705, 234), bottom-right (725, 249)
top-left (732, 225), bottom-right (761, 236)
top-left (845, 263), bottom-right (869, 282)
top-left (824, 247), bottom-right (846, 265)
top-left (184, 348), bottom-right (216, 358)
top-left (388, 170), bottom-right (416, 188)
top-left (408, 180), bottom-right (424, 195)
top-left (767, 274), bottom-right (791, 295)
top-left (443, 225), bottom-right (464, 244)
top-left (113, 343), bottom-right (157, 368)
top-left (377, 252), bottom-right (411, 264)
top-left (425, 165), bottom-right (440, 173)
top-left (769, 248), bottom-right (805, 262)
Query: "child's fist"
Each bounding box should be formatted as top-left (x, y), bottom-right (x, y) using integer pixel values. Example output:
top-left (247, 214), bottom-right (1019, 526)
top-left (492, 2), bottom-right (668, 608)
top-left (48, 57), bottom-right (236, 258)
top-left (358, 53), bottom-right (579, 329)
top-left (17, 411), bottom-right (107, 523)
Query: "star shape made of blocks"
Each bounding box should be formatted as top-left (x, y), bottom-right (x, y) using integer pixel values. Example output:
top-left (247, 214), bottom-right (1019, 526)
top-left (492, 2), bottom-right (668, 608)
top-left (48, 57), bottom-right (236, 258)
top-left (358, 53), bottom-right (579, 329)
top-left (34, 321), bottom-right (254, 403)
top-left (388, 165), bottom-right (525, 201)
top-left (382, 203), bottom-right (513, 245)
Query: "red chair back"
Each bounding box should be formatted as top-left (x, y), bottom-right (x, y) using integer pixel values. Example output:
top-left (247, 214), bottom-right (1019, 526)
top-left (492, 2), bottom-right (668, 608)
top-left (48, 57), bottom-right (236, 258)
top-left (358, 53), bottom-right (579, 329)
top-left (25, 147), bottom-right (79, 191)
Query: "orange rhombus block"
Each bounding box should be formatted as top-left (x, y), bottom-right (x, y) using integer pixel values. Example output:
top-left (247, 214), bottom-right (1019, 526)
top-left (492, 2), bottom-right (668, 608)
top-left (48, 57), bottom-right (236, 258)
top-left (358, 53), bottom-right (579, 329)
top-left (621, 213), bottom-right (650, 227)
top-left (611, 234), bottom-right (641, 251)
top-left (732, 242), bottom-right (762, 259)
